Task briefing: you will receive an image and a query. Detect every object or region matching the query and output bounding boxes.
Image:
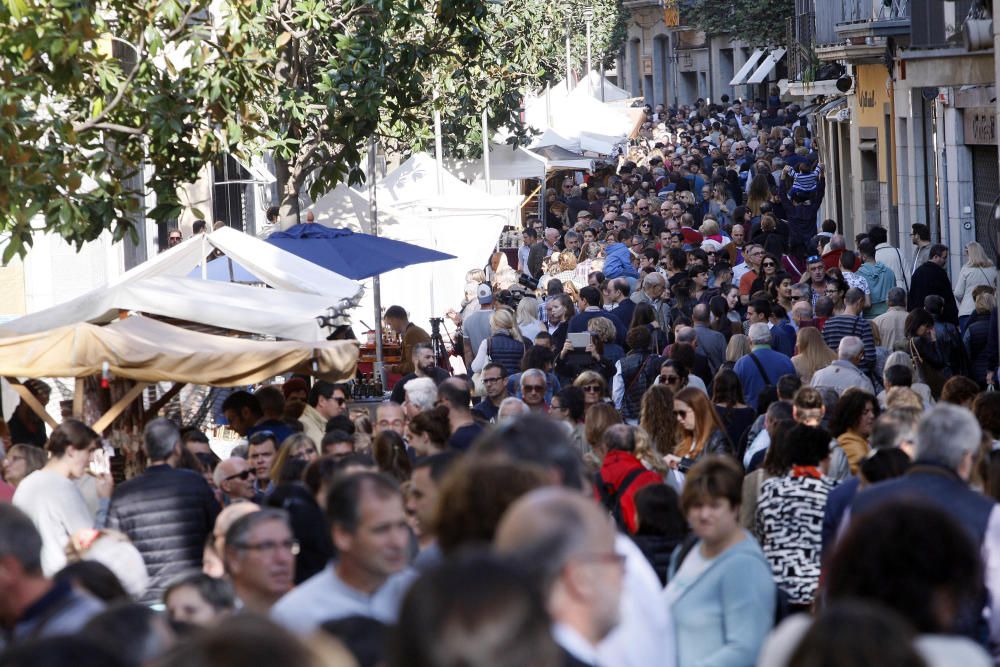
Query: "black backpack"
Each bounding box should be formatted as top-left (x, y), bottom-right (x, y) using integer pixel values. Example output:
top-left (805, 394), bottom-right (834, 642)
top-left (595, 468), bottom-right (646, 532)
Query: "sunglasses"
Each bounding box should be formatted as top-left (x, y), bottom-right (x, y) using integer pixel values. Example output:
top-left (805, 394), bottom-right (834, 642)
top-left (582, 384), bottom-right (603, 393)
top-left (663, 376), bottom-right (680, 385)
top-left (673, 408), bottom-right (690, 418)
top-left (806, 255), bottom-right (821, 263)
top-left (763, 262), bottom-right (776, 268)
top-left (523, 385), bottom-right (545, 393)
top-left (224, 469), bottom-right (255, 482)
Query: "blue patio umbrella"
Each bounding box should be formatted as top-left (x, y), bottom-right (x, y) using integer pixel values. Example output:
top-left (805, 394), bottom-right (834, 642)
top-left (265, 223), bottom-right (454, 280)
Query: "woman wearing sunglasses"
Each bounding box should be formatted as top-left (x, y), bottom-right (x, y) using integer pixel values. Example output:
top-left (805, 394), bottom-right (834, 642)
top-left (664, 387), bottom-right (733, 480)
top-left (573, 371), bottom-right (609, 409)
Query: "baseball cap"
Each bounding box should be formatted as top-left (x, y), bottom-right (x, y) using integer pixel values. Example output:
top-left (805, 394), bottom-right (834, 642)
top-left (477, 283), bottom-right (494, 305)
top-left (577, 210), bottom-right (593, 219)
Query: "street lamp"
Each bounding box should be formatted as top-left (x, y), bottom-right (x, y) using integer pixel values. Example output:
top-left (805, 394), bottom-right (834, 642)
top-left (582, 7), bottom-right (594, 96)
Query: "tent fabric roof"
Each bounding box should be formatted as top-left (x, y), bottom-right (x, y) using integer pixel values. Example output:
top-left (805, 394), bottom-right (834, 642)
top-left (0, 276), bottom-right (339, 340)
top-left (0, 316), bottom-right (358, 386)
top-left (2, 227), bottom-right (362, 341)
top-left (572, 71), bottom-right (633, 103)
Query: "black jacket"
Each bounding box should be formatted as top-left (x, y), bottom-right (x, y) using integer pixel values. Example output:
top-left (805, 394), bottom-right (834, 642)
top-left (106, 465), bottom-right (220, 603)
top-left (908, 262), bottom-right (959, 325)
top-left (267, 482), bottom-right (335, 583)
top-left (631, 533), bottom-right (683, 585)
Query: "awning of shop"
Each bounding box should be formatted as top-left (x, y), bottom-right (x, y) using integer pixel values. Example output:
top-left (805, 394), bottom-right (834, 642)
top-left (746, 48), bottom-right (787, 85)
top-left (797, 102), bottom-right (822, 118)
top-left (819, 97), bottom-right (848, 120)
top-left (729, 49), bottom-right (766, 86)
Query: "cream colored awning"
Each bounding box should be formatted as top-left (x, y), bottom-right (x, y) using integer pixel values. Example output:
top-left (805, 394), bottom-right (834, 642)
top-left (0, 317), bottom-right (358, 386)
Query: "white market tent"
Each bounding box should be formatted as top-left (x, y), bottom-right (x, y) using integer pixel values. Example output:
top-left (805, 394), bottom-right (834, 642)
top-left (573, 70), bottom-right (634, 103)
top-left (2, 227), bottom-right (363, 341)
top-left (523, 76), bottom-right (638, 156)
top-left (308, 154), bottom-right (522, 331)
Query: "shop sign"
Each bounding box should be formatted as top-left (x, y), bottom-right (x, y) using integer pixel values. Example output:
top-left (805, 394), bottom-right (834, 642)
top-left (965, 107), bottom-right (997, 146)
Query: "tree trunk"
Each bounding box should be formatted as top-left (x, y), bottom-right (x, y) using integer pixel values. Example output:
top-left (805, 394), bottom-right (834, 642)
top-left (273, 154), bottom-right (301, 230)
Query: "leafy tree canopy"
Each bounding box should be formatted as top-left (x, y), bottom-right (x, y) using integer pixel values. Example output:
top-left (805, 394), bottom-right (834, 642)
top-left (0, 0), bottom-right (269, 260)
top-left (683, 0), bottom-right (793, 48)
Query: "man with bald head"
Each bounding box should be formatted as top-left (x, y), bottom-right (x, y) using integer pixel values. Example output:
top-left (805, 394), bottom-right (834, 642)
top-left (495, 488), bottom-right (624, 667)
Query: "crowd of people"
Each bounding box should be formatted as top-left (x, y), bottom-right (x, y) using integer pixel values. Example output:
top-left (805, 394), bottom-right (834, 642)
top-left (2, 97), bottom-right (1000, 667)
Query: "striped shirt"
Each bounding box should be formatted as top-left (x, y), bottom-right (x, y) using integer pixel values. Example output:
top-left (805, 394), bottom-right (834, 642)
top-left (792, 165), bottom-right (821, 192)
top-left (821, 314), bottom-right (876, 372)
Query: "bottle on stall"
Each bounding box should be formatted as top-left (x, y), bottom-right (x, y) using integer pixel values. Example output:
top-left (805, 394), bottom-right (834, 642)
top-left (374, 374), bottom-right (384, 398)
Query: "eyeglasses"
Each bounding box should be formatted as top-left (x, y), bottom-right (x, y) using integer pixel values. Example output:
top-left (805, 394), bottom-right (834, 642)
top-left (522, 384), bottom-right (546, 393)
top-left (581, 384), bottom-right (602, 393)
top-left (224, 469), bottom-right (255, 482)
top-left (234, 539), bottom-right (301, 556)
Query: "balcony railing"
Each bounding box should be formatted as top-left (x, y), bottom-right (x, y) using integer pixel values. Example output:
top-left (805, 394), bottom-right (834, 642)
top-left (840, 0), bottom-right (910, 23)
top-left (910, 0), bottom-right (974, 49)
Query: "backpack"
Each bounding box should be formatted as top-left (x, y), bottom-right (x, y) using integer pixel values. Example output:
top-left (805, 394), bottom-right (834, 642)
top-left (595, 468), bottom-right (646, 532)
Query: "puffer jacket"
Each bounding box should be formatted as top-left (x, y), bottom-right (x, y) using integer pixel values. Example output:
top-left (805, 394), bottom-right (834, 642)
top-left (594, 450), bottom-right (662, 534)
top-left (106, 465), bottom-right (220, 604)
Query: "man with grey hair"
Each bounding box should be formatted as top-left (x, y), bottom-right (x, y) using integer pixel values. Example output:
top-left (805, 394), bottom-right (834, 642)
top-left (810, 336), bottom-right (875, 396)
top-left (734, 322), bottom-right (796, 410)
top-left (107, 418), bottom-right (220, 604)
top-left (519, 369), bottom-right (549, 412)
top-left (224, 508), bottom-right (297, 613)
top-left (494, 488), bottom-right (625, 666)
top-left (873, 286), bottom-right (909, 351)
top-left (213, 457), bottom-right (257, 504)
top-left (0, 505), bottom-right (104, 644)
top-left (851, 404), bottom-right (1000, 649)
top-left (402, 376), bottom-right (437, 420)
top-left (789, 299), bottom-right (815, 332)
top-left (497, 396), bottom-right (530, 422)
top-left (630, 272), bottom-right (670, 331)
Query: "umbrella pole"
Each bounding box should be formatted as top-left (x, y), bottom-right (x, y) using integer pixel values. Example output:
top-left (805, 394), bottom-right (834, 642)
top-left (368, 136), bottom-right (386, 392)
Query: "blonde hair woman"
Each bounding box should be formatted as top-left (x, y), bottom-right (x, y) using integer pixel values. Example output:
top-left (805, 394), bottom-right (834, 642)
top-left (725, 334), bottom-right (751, 365)
top-left (516, 297), bottom-right (543, 342)
top-left (955, 241), bottom-right (998, 327)
top-left (469, 307), bottom-right (526, 376)
top-left (791, 326), bottom-right (837, 384)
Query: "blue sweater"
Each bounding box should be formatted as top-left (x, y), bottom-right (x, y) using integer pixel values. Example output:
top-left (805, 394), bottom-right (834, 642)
top-left (603, 242), bottom-right (638, 280)
top-left (668, 535), bottom-right (776, 667)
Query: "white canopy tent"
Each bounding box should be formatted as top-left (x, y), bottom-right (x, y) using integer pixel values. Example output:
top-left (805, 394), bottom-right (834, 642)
top-left (572, 70), bottom-right (633, 103)
top-left (2, 227), bottom-right (363, 341)
top-left (307, 154), bottom-right (522, 331)
top-left (523, 80), bottom-right (636, 156)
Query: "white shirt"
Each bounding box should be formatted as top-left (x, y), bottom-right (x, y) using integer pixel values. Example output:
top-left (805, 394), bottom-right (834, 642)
top-left (597, 534), bottom-right (676, 667)
top-left (271, 565), bottom-right (416, 633)
top-left (13, 470), bottom-right (96, 576)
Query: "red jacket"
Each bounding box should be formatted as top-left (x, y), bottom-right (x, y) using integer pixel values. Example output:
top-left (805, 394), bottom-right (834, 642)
top-left (594, 450), bottom-right (662, 533)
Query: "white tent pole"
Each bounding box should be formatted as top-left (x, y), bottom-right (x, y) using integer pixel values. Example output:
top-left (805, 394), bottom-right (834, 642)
top-left (200, 234), bottom-right (208, 280)
top-left (368, 137), bottom-right (385, 390)
top-left (482, 110), bottom-right (491, 194)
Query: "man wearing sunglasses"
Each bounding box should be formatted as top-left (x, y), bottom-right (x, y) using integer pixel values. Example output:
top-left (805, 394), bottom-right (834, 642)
top-left (214, 457), bottom-right (257, 505)
top-left (298, 381), bottom-right (349, 446)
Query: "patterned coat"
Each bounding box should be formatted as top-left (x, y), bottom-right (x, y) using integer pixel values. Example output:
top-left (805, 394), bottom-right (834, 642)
top-left (755, 472), bottom-right (834, 605)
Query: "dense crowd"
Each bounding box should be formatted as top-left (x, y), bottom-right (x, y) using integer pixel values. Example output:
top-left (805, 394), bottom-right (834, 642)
top-left (2, 96), bottom-right (1000, 667)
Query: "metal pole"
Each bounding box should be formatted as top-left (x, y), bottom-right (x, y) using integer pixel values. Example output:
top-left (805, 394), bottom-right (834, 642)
top-left (565, 14), bottom-right (572, 86)
top-left (433, 86), bottom-right (444, 196)
top-left (482, 110), bottom-right (491, 193)
top-left (368, 136), bottom-right (385, 389)
top-left (584, 8), bottom-right (593, 97)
